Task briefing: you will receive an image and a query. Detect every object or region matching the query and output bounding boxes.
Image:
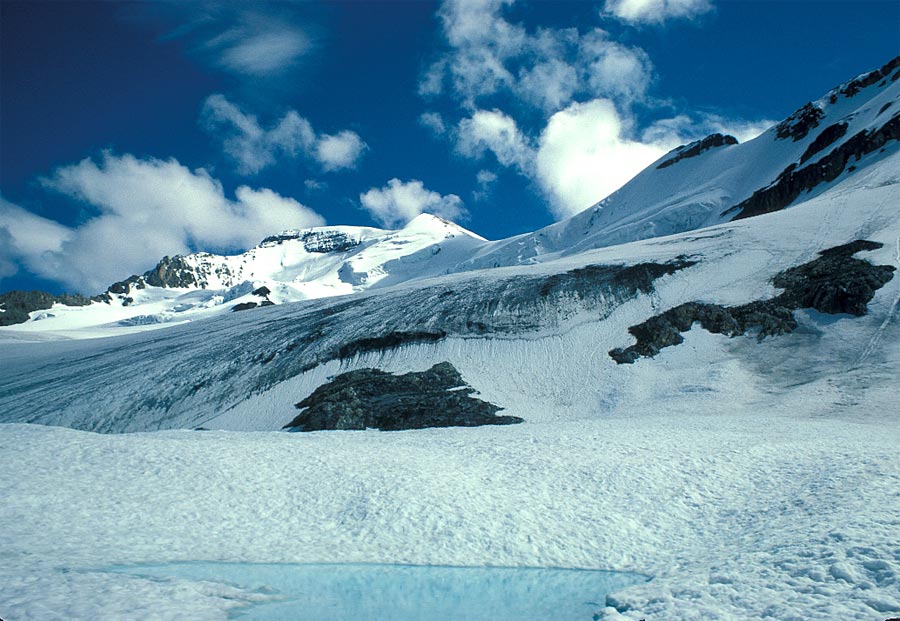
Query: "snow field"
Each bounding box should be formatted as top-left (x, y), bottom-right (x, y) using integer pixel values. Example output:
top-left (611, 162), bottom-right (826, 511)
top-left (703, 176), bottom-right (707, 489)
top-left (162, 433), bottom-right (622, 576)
top-left (1, 405), bottom-right (898, 620)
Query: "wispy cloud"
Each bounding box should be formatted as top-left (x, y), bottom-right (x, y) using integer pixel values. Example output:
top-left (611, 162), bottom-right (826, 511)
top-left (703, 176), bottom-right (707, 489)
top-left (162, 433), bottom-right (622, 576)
top-left (201, 94), bottom-right (367, 175)
top-left (0, 152), bottom-right (325, 293)
top-left (603, 0), bottom-right (714, 25)
top-left (146, 3), bottom-right (314, 78)
top-left (360, 179), bottom-right (466, 228)
top-left (216, 29), bottom-right (309, 76)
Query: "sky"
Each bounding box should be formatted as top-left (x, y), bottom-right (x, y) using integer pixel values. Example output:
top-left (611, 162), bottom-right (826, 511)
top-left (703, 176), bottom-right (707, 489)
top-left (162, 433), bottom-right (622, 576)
top-left (1, 0), bottom-right (898, 295)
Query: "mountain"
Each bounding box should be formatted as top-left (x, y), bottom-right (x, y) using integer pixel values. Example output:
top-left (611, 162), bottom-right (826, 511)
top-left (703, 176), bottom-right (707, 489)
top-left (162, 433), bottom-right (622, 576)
top-left (2, 58), bottom-right (900, 621)
top-left (457, 55), bottom-right (900, 268)
top-left (2, 57), bottom-right (897, 336)
top-left (0, 213), bottom-right (485, 334)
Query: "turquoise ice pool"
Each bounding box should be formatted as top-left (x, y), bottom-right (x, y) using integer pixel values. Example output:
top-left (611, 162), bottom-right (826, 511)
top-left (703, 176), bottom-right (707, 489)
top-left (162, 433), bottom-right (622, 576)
top-left (106, 562), bottom-right (649, 620)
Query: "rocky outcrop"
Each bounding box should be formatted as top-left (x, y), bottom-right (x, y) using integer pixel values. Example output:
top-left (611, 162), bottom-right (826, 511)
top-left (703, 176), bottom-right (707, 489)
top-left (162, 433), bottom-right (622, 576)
top-left (829, 56), bottom-right (900, 102)
top-left (0, 290), bottom-right (95, 326)
top-left (775, 103), bottom-right (825, 141)
top-left (337, 331), bottom-right (448, 360)
top-left (799, 122), bottom-right (848, 164)
top-left (283, 362), bottom-right (521, 431)
top-left (657, 134), bottom-right (738, 169)
top-left (728, 114), bottom-right (900, 220)
top-left (232, 302), bottom-right (259, 312)
top-left (142, 255), bottom-right (205, 288)
top-left (609, 241), bottom-right (895, 364)
top-left (259, 229), bottom-right (360, 253)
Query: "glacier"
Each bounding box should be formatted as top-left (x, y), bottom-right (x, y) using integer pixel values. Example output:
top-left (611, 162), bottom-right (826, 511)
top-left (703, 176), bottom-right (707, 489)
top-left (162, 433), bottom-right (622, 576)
top-left (1, 58), bottom-right (899, 620)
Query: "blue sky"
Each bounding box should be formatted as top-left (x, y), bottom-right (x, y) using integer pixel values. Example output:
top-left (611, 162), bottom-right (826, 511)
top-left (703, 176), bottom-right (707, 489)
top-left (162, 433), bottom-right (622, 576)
top-left (1, 0), bottom-right (898, 294)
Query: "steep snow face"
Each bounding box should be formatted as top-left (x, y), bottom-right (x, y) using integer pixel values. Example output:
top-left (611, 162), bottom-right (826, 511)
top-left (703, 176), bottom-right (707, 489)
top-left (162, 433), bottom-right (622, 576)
top-left (457, 57), bottom-right (900, 270)
top-left (0, 214), bottom-right (486, 335)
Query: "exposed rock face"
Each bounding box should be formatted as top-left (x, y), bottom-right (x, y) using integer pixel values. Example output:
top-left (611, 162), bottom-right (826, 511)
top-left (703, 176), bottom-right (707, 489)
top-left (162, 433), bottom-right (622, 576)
top-left (776, 103), bottom-right (825, 141)
top-left (656, 133), bottom-right (738, 169)
top-left (283, 362), bottom-right (521, 431)
top-left (259, 230), bottom-right (360, 253)
top-left (0, 290), bottom-right (95, 326)
top-left (337, 331), bottom-right (448, 361)
top-left (799, 122), bottom-right (848, 164)
top-left (142, 255), bottom-right (205, 288)
top-left (105, 254), bottom-right (231, 297)
top-left (829, 56), bottom-right (900, 102)
top-left (609, 241), bottom-right (895, 364)
top-left (232, 302), bottom-right (259, 312)
top-left (729, 114), bottom-right (900, 220)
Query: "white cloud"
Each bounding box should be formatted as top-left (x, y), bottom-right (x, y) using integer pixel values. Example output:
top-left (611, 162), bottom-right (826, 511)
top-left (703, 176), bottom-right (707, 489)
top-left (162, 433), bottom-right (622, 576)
top-left (360, 179), bottom-right (466, 228)
top-left (201, 94), bottom-right (366, 175)
top-left (217, 30), bottom-right (309, 76)
top-left (0, 153), bottom-right (325, 293)
top-left (153, 4), bottom-right (313, 78)
top-left (316, 131), bottom-right (368, 172)
top-left (603, 0), bottom-right (714, 24)
top-left (456, 109), bottom-right (532, 169)
top-left (535, 99), bottom-right (668, 218)
top-left (421, 0), bottom-right (770, 222)
top-left (0, 198), bottom-right (74, 284)
top-left (473, 169), bottom-right (499, 202)
top-left (419, 112), bottom-right (448, 136)
top-left (423, 0), bottom-right (653, 112)
top-left (641, 113), bottom-right (776, 146)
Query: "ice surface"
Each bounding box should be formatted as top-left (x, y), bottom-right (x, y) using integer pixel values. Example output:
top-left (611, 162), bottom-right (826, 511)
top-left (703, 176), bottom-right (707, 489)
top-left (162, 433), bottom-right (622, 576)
top-left (103, 562), bottom-right (647, 621)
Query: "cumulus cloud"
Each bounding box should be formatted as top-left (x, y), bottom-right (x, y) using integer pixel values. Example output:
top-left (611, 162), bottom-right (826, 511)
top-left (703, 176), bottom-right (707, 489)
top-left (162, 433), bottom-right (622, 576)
top-left (603, 0), bottom-right (714, 24)
top-left (201, 94), bottom-right (366, 175)
top-left (315, 131), bottom-right (368, 172)
top-left (423, 0), bottom-right (653, 112)
top-left (456, 109), bottom-right (532, 169)
top-left (421, 0), bottom-right (771, 221)
top-left (360, 179), bottom-right (466, 228)
top-left (535, 99), bottom-right (667, 218)
top-left (0, 153), bottom-right (324, 293)
top-left (419, 112), bottom-right (448, 136)
top-left (0, 198), bottom-right (73, 285)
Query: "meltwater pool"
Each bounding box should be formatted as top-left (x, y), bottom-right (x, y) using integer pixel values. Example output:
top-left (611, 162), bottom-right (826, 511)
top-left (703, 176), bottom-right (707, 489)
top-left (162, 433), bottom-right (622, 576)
top-left (107, 562), bottom-right (648, 620)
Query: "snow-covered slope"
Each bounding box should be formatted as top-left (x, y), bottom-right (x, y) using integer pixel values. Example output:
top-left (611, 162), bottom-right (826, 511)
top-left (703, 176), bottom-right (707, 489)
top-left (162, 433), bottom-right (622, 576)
top-left (457, 56), bottom-right (900, 269)
top-left (0, 214), bottom-right (485, 335)
top-left (1, 149), bottom-right (897, 432)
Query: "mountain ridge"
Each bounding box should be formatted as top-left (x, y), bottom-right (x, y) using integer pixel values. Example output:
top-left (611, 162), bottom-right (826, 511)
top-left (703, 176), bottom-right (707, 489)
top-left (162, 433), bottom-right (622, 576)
top-left (1, 56), bottom-right (898, 334)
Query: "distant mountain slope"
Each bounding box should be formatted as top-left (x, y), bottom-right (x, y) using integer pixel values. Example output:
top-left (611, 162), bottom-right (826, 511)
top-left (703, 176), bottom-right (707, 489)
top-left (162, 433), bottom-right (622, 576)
top-left (0, 214), bottom-right (485, 333)
top-left (2, 57), bottom-right (897, 337)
